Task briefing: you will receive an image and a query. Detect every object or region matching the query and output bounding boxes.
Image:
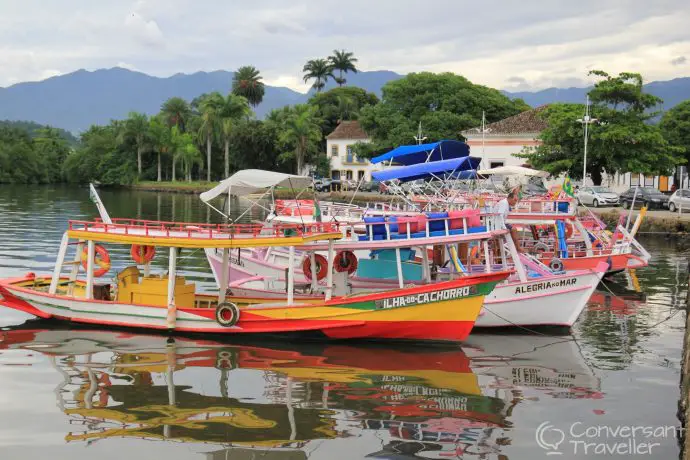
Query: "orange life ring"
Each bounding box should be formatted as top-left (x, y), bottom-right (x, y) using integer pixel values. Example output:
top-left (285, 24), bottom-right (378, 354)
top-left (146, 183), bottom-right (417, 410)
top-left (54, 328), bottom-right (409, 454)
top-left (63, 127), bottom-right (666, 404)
top-left (565, 224), bottom-right (573, 240)
top-left (469, 246), bottom-right (482, 265)
top-left (303, 254), bottom-right (328, 281)
top-left (334, 251), bottom-right (358, 274)
top-left (81, 245), bottom-right (111, 277)
top-left (131, 245), bottom-right (156, 264)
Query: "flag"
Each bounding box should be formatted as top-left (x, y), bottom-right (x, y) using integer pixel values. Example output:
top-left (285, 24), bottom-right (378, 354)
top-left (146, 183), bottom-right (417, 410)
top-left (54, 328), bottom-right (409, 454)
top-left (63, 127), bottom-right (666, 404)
top-left (562, 177), bottom-right (575, 198)
top-left (312, 199), bottom-right (322, 222)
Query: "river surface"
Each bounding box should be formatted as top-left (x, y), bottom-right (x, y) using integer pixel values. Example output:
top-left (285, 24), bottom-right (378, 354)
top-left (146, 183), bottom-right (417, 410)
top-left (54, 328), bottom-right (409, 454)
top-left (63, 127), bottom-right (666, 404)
top-left (0, 185), bottom-right (687, 459)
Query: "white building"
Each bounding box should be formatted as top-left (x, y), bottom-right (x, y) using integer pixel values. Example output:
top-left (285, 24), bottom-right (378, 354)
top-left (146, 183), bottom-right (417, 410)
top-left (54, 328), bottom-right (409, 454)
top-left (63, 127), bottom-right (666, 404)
top-left (461, 106), bottom-right (548, 170)
top-left (325, 121), bottom-right (380, 182)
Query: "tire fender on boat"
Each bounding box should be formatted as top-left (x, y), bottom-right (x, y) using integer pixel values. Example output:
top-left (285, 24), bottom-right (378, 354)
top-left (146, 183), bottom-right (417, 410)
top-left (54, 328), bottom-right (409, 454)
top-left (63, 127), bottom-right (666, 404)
top-left (549, 258), bottom-right (564, 272)
top-left (532, 242), bottom-right (549, 255)
top-left (334, 251), bottom-right (358, 274)
top-left (215, 302), bottom-right (240, 327)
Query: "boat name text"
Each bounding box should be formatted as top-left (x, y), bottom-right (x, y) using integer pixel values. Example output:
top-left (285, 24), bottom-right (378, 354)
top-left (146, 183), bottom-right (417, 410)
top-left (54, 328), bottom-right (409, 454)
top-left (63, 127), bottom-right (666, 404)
top-left (376, 286), bottom-right (476, 309)
top-left (514, 278), bottom-right (577, 295)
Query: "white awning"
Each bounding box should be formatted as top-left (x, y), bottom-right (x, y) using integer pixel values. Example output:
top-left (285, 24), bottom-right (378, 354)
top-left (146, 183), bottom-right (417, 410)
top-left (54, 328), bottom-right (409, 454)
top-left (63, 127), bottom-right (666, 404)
top-left (476, 165), bottom-right (549, 178)
top-left (200, 169), bottom-right (312, 202)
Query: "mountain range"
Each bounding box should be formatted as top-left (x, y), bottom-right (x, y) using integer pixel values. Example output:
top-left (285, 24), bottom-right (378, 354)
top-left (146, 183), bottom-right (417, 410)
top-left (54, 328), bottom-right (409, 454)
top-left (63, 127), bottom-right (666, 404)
top-left (0, 67), bottom-right (687, 134)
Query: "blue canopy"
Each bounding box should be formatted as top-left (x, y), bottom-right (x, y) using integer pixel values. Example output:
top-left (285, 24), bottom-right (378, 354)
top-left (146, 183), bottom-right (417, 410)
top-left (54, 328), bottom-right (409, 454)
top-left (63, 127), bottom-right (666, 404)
top-left (370, 140), bottom-right (470, 165)
top-left (372, 157), bottom-right (480, 183)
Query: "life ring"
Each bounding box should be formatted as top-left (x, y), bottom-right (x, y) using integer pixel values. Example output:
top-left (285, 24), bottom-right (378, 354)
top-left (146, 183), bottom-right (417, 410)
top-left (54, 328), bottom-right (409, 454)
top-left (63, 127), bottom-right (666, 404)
top-left (469, 246), bottom-right (482, 265)
top-left (80, 245), bottom-right (111, 277)
top-left (549, 258), bottom-right (564, 272)
top-left (334, 251), bottom-right (358, 274)
top-left (303, 254), bottom-right (328, 281)
top-left (564, 224), bottom-right (573, 240)
top-left (532, 242), bottom-right (549, 255)
top-left (215, 302), bottom-right (240, 327)
top-left (131, 245), bottom-right (156, 264)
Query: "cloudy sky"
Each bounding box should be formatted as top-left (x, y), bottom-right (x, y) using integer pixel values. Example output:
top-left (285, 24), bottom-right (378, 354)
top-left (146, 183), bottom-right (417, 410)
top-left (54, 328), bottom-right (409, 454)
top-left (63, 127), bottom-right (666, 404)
top-left (1, 0), bottom-right (688, 92)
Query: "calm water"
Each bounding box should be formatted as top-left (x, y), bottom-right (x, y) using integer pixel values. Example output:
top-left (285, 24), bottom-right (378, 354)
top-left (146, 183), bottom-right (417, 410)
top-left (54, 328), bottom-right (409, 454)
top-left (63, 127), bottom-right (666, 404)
top-left (0, 184), bottom-right (687, 459)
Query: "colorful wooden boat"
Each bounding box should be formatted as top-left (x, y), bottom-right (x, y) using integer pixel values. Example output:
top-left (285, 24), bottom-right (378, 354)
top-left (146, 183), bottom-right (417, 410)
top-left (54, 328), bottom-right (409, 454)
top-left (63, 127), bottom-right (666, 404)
top-left (0, 218), bottom-right (509, 343)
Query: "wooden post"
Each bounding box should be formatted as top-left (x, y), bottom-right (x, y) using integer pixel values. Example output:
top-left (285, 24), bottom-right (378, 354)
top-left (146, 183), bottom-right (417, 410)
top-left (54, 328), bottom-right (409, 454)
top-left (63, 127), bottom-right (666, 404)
top-left (166, 247), bottom-right (177, 330)
top-left (49, 232), bottom-right (69, 295)
top-left (483, 240), bottom-right (491, 273)
top-left (219, 248), bottom-right (229, 303)
top-left (310, 252), bottom-right (317, 290)
top-left (85, 240), bottom-right (95, 300)
top-left (325, 240), bottom-right (334, 301)
top-left (287, 246), bottom-right (295, 305)
top-left (395, 248), bottom-right (404, 289)
top-left (680, 264), bottom-right (690, 460)
top-left (421, 246), bottom-right (431, 283)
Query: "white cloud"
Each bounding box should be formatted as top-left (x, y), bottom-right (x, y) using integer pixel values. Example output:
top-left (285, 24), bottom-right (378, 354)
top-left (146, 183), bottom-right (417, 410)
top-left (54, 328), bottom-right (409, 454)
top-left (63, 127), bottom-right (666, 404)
top-left (0, 0), bottom-right (688, 90)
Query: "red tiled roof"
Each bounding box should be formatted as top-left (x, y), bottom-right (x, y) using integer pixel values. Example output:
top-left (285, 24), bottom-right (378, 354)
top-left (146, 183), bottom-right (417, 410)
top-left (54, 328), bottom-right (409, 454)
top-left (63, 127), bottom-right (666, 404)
top-left (462, 106), bottom-right (549, 136)
top-left (326, 120), bottom-right (369, 140)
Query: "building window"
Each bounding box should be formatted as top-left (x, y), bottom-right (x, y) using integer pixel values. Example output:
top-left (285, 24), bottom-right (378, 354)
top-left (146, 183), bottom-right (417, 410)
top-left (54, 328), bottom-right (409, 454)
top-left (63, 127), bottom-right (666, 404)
top-left (346, 170), bottom-right (353, 180)
top-left (630, 174), bottom-right (640, 186)
top-left (331, 145), bottom-right (338, 157)
top-left (357, 155), bottom-right (366, 164)
top-left (346, 146), bottom-right (354, 163)
top-left (644, 175), bottom-right (654, 187)
top-left (358, 171), bottom-right (365, 182)
top-left (490, 160), bottom-right (504, 169)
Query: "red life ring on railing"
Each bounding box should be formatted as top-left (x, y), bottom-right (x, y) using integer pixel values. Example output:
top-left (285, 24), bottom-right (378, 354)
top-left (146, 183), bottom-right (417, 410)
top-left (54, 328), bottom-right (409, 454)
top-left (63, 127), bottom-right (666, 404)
top-left (564, 224), bottom-right (573, 240)
top-left (334, 251), bottom-right (358, 274)
top-left (131, 245), bottom-right (156, 264)
top-left (303, 254), bottom-right (328, 281)
top-left (81, 245), bottom-right (111, 277)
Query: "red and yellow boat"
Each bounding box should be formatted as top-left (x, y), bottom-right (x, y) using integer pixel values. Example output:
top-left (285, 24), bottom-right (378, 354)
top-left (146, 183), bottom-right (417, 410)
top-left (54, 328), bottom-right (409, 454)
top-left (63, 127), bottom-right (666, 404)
top-left (0, 218), bottom-right (510, 343)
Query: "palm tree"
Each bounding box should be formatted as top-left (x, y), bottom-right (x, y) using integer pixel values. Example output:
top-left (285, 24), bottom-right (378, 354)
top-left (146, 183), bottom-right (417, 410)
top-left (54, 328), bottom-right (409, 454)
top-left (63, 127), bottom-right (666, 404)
top-left (303, 59), bottom-right (334, 93)
top-left (174, 134), bottom-right (202, 182)
top-left (232, 66), bottom-right (265, 107)
top-left (328, 49), bottom-right (358, 86)
top-left (149, 116), bottom-right (178, 182)
top-left (336, 94), bottom-right (358, 121)
top-left (198, 92), bottom-right (224, 181)
top-left (160, 97), bottom-right (192, 132)
top-left (120, 112), bottom-right (150, 177)
top-left (219, 94), bottom-right (252, 178)
top-left (278, 104), bottom-right (322, 174)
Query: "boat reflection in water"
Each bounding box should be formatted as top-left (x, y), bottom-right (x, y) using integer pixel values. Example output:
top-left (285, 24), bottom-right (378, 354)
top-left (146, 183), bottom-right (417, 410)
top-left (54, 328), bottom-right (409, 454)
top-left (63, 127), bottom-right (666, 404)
top-left (0, 323), bottom-right (601, 458)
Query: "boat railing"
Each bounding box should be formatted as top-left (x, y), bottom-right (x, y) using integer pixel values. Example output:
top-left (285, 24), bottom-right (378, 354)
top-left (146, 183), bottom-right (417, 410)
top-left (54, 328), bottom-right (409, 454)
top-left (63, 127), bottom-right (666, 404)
top-left (345, 211), bottom-right (502, 243)
top-left (68, 218), bottom-right (341, 239)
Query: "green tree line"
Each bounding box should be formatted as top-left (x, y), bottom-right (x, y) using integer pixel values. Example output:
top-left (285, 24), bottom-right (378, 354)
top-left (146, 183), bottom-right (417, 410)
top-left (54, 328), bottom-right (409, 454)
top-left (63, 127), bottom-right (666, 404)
top-left (2, 59), bottom-right (688, 186)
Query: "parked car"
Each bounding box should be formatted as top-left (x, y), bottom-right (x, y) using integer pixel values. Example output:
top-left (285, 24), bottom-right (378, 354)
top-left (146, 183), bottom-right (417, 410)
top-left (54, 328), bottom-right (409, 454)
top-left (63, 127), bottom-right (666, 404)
top-left (361, 180), bottom-right (381, 193)
top-left (576, 186), bottom-right (620, 207)
top-left (314, 178), bottom-right (332, 192)
top-left (668, 189), bottom-right (690, 212)
top-left (619, 187), bottom-right (669, 210)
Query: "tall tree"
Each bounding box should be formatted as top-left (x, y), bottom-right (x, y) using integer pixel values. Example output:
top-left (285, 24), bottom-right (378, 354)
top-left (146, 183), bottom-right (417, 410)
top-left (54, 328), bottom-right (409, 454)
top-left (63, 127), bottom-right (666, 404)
top-left (119, 112), bottom-right (150, 177)
top-left (174, 133), bottom-right (202, 183)
top-left (303, 59), bottom-right (334, 93)
top-left (659, 99), bottom-right (690, 181)
top-left (275, 104), bottom-right (322, 174)
top-left (232, 66), bottom-right (265, 107)
top-left (148, 116), bottom-right (174, 182)
top-left (160, 97), bottom-right (192, 133)
top-left (308, 87), bottom-right (379, 136)
top-left (519, 71), bottom-right (684, 184)
top-left (198, 92), bottom-right (224, 181)
top-left (356, 72), bottom-right (529, 158)
top-left (219, 94), bottom-right (252, 178)
top-left (328, 49), bottom-right (358, 87)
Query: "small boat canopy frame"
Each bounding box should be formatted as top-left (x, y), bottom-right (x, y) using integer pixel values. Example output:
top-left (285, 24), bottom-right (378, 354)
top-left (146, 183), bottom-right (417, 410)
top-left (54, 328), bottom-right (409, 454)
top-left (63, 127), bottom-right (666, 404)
top-left (200, 169), bottom-right (313, 221)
